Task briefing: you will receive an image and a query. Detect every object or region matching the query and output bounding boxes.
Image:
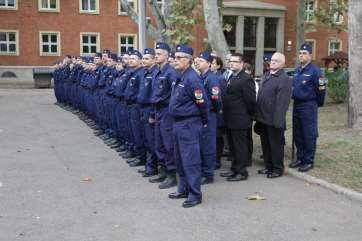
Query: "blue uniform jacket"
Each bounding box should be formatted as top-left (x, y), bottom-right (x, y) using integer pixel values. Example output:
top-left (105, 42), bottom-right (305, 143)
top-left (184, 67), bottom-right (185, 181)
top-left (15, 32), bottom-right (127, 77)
top-left (200, 69), bottom-right (222, 112)
top-left (151, 63), bottom-right (179, 106)
top-left (137, 65), bottom-right (159, 104)
top-left (105, 66), bottom-right (118, 95)
top-left (169, 66), bottom-right (208, 125)
top-left (95, 64), bottom-right (107, 88)
top-left (292, 62), bottom-right (326, 106)
top-left (112, 69), bottom-right (125, 97)
top-left (124, 67), bottom-right (145, 104)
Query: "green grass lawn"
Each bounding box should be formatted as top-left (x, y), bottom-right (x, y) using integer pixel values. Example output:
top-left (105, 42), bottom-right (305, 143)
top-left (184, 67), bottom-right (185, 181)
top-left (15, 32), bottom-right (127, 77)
top-left (282, 102), bottom-right (362, 193)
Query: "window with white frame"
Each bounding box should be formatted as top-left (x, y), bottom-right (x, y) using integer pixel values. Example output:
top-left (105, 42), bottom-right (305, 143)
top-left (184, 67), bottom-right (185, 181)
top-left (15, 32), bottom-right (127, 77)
top-left (119, 0), bottom-right (138, 15)
top-left (80, 33), bottom-right (99, 56)
top-left (119, 34), bottom-right (137, 54)
top-left (0, 30), bottom-right (18, 55)
top-left (40, 32), bottom-right (60, 56)
top-left (305, 39), bottom-right (316, 60)
top-left (0, 0), bottom-right (17, 9)
top-left (305, 0), bottom-right (315, 22)
top-left (328, 39), bottom-right (341, 56)
top-left (80, 0), bottom-right (99, 13)
top-left (39, 0), bottom-right (59, 11)
top-left (330, 0), bottom-right (343, 24)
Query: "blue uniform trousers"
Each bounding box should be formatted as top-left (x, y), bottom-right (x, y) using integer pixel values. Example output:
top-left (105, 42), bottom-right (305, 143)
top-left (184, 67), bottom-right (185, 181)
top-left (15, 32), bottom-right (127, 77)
top-left (173, 117), bottom-right (202, 202)
top-left (140, 105), bottom-right (158, 173)
top-left (293, 101), bottom-right (318, 165)
top-left (201, 111), bottom-right (217, 178)
top-left (115, 101), bottom-right (126, 143)
top-left (155, 107), bottom-right (175, 172)
top-left (129, 104), bottom-right (146, 159)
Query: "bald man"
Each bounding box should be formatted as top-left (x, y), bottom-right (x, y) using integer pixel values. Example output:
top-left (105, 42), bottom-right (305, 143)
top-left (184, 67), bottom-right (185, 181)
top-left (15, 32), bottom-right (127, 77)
top-left (255, 52), bottom-right (292, 178)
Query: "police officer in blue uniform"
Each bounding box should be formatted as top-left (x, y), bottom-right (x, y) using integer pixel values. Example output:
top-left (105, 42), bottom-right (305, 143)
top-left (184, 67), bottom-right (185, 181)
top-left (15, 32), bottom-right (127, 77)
top-left (149, 42), bottom-right (179, 189)
top-left (289, 43), bottom-right (326, 172)
top-left (124, 50), bottom-right (147, 166)
top-left (195, 51), bottom-right (222, 185)
top-left (137, 48), bottom-right (160, 177)
top-left (168, 44), bottom-right (208, 208)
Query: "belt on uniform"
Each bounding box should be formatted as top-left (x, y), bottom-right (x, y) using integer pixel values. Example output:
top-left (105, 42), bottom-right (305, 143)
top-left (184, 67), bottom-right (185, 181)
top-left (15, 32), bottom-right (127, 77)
top-left (293, 99), bottom-right (316, 105)
top-left (154, 102), bottom-right (168, 111)
top-left (173, 115), bottom-right (199, 122)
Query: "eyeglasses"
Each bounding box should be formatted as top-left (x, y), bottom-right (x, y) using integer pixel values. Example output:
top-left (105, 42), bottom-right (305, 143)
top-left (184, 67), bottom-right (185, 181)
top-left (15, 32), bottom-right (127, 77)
top-left (229, 60), bottom-right (241, 63)
top-left (174, 55), bottom-right (189, 60)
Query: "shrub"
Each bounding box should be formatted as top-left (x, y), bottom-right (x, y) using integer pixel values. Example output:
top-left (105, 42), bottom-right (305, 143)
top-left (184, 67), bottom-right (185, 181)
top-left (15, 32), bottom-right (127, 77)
top-left (326, 69), bottom-right (348, 103)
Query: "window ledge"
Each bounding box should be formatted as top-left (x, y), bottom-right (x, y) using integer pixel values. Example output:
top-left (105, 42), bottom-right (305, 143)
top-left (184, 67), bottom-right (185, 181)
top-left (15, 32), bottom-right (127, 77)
top-left (0, 52), bottom-right (19, 56)
top-left (39, 9), bottom-right (60, 13)
top-left (40, 53), bottom-right (60, 57)
top-left (0, 7), bottom-right (18, 11)
top-left (79, 10), bottom-right (100, 15)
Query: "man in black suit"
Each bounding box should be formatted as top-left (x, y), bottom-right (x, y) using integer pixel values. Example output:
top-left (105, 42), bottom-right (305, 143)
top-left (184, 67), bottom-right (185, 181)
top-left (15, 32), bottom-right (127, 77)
top-left (220, 53), bottom-right (256, 181)
top-left (255, 52), bottom-right (292, 178)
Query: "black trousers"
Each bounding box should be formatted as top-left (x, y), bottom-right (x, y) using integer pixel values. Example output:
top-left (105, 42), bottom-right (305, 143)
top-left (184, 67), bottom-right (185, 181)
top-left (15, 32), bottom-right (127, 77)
top-left (226, 128), bottom-right (249, 174)
top-left (260, 123), bottom-right (285, 174)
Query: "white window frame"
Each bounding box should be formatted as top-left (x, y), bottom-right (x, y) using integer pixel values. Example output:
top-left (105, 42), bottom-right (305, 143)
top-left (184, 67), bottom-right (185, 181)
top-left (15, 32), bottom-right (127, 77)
top-left (0, 0), bottom-right (18, 10)
top-left (330, 0), bottom-right (344, 24)
top-left (39, 31), bottom-right (61, 56)
top-left (305, 39), bottom-right (316, 60)
top-left (328, 39), bottom-right (342, 56)
top-left (38, 0), bottom-right (60, 12)
top-left (80, 32), bottom-right (100, 56)
top-left (305, 0), bottom-right (316, 23)
top-left (0, 30), bottom-right (19, 56)
top-left (118, 0), bottom-right (138, 15)
top-left (79, 0), bottom-right (99, 14)
top-left (118, 33), bottom-right (137, 55)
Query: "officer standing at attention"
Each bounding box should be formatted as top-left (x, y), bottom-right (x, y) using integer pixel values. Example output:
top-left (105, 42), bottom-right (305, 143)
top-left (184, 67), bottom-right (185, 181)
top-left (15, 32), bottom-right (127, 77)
top-left (137, 48), bottom-right (160, 177)
top-left (149, 42), bottom-right (179, 189)
top-left (289, 43), bottom-right (326, 172)
top-left (168, 44), bottom-right (208, 208)
top-left (195, 51), bottom-right (222, 185)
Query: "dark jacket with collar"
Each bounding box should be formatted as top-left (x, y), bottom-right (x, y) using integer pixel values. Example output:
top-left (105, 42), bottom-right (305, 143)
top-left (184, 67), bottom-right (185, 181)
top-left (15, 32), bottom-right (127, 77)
top-left (223, 70), bottom-right (256, 129)
top-left (255, 69), bottom-right (292, 129)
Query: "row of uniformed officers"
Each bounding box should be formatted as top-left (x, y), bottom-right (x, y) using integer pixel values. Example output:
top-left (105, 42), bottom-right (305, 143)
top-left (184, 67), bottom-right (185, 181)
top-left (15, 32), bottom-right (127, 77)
top-left (54, 42), bottom-right (326, 208)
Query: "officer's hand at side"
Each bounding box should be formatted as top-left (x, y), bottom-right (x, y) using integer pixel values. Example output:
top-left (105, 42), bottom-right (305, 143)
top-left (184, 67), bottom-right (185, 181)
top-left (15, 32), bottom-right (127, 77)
top-left (148, 117), bottom-right (156, 124)
top-left (203, 124), bottom-right (207, 128)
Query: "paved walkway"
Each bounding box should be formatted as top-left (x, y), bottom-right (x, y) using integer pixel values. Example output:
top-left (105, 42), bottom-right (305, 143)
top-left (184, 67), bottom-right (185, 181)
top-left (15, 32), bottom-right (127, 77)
top-left (0, 89), bottom-right (361, 241)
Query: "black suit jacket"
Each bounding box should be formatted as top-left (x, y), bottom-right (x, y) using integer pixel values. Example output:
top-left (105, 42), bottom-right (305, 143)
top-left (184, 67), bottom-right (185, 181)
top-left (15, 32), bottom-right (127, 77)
top-left (223, 70), bottom-right (256, 129)
top-left (255, 69), bottom-right (292, 129)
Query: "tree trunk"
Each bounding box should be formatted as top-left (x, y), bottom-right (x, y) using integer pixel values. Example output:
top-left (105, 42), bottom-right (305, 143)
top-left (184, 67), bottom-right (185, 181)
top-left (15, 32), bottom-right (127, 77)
top-left (203, 0), bottom-right (229, 60)
top-left (295, 0), bottom-right (306, 67)
top-left (348, 0), bottom-right (362, 128)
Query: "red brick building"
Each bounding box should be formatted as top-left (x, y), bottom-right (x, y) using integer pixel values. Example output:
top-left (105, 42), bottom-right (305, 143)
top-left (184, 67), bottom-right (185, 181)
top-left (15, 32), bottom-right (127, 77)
top-left (0, 0), bottom-right (348, 77)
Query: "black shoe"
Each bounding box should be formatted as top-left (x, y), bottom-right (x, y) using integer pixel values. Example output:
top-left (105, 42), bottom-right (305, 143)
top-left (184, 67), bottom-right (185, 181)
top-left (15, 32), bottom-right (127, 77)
top-left (149, 172), bottom-right (167, 183)
top-left (257, 168), bottom-right (271, 175)
top-left (214, 163), bottom-right (221, 170)
top-left (158, 173), bottom-right (177, 189)
top-left (168, 192), bottom-right (187, 199)
top-left (226, 173), bottom-right (248, 182)
top-left (126, 157), bottom-right (139, 164)
top-left (129, 159), bottom-right (146, 167)
top-left (267, 172), bottom-right (283, 178)
top-left (122, 152), bottom-right (136, 159)
top-left (289, 160), bottom-right (302, 169)
top-left (182, 199), bottom-right (202, 208)
top-left (94, 131), bottom-right (104, 136)
top-left (298, 163), bottom-right (314, 172)
top-left (117, 146), bottom-right (127, 152)
top-left (220, 171), bottom-right (235, 177)
top-left (138, 168), bottom-right (146, 174)
top-left (142, 171), bottom-right (157, 177)
top-left (201, 177), bottom-right (214, 185)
